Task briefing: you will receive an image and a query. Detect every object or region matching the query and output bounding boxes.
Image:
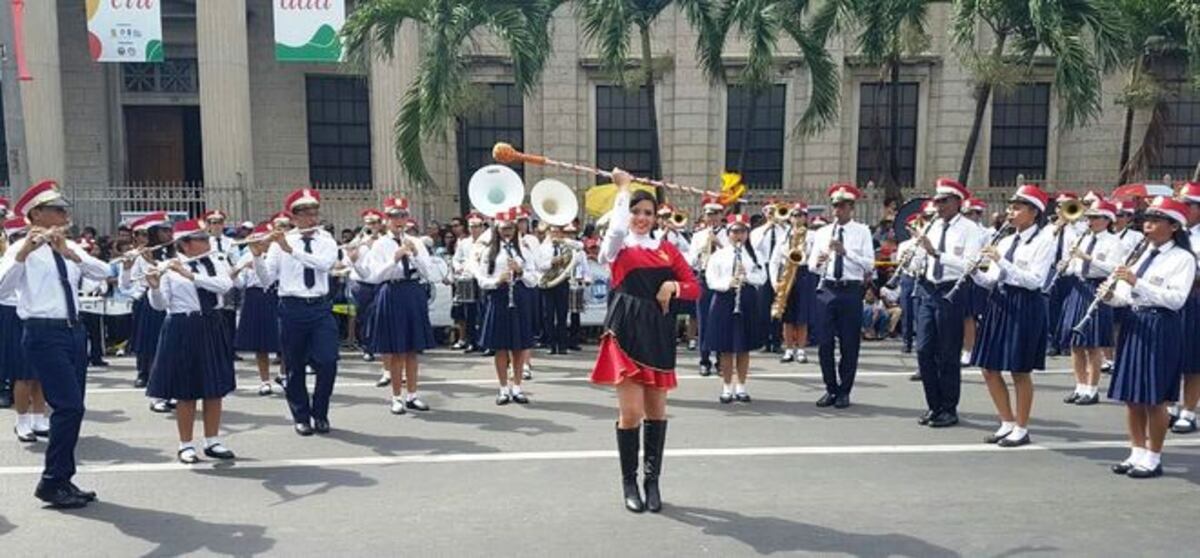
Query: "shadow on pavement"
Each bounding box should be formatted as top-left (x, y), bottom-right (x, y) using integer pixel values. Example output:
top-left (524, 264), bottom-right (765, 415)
top-left (65, 501), bottom-right (275, 556)
top-left (417, 409), bottom-right (575, 436)
top-left (330, 429), bottom-right (501, 455)
top-left (662, 505), bottom-right (962, 557)
top-left (193, 466), bottom-right (377, 506)
top-left (0, 515), bottom-right (14, 536)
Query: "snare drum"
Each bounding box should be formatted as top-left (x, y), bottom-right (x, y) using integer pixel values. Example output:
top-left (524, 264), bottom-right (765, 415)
top-left (453, 278), bottom-right (478, 304)
top-left (568, 284), bottom-right (586, 314)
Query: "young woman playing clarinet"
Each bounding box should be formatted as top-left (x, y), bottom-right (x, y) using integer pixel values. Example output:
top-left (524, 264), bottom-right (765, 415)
top-left (590, 169), bottom-right (700, 514)
top-left (476, 209), bottom-right (542, 405)
top-left (145, 219), bottom-right (236, 464)
top-left (2, 217), bottom-right (49, 442)
top-left (1058, 200), bottom-right (1122, 406)
top-left (233, 222), bottom-right (281, 396)
top-left (1168, 182), bottom-right (1200, 434)
top-left (1104, 196), bottom-right (1195, 478)
top-left (705, 214), bottom-right (767, 403)
top-left (969, 185), bottom-right (1054, 448)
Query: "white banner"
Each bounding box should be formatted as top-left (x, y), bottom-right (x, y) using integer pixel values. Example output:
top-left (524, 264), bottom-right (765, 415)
top-left (86, 0), bottom-right (164, 63)
top-left (274, 0), bottom-right (345, 63)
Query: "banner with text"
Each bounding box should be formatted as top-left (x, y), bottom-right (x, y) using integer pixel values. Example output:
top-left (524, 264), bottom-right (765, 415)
top-left (86, 0), bottom-right (164, 63)
top-left (274, 0), bottom-right (345, 63)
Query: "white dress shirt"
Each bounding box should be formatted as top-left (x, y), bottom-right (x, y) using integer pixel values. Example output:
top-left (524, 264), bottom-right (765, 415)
top-left (0, 240), bottom-right (112, 320)
top-left (810, 219), bottom-right (875, 282)
top-left (1065, 230), bottom-right (1121, 279)
top-left (209, 235), bottom-right (238, 260)
top-left (233, 252), bottom-right (272, 289)
top-left (654, 228), bottom-right (691, 256)
top-left (750, 223), bottom-right (788, 265)
top-left (767, 226), bottom-right (815, 285)
top-left (1190, 225), bottom-right (1200, 273)
top-left (475, 238), bottom-right (543, 290)
top-left (894, 237), bottom-right (928, 278)
top-left (362, 233), bottom-right (435, 284)
top-left (1040, 224), bottom-right (1079, 268)
top-left (685, 224), bottom-right (728, 270)
top-left (452, 235), bottom-right (482, 279)
top-left (705, 243), bottom-right (767, 292)
top-left (1107, 240), bottom-right (1196, 311)
top-left (254, 229), bottom-right (338, 298)
top-left (148, 254), bottom-right (234, 314)
top-left (972, 224), bottom-right (1055, 291)
top-left (920, 214), bottom-right (984, 283)
top-left (1114, 226), bottom-right (1145, 254)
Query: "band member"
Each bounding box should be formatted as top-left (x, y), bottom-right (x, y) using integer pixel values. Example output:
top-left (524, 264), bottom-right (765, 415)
top-left (905, 200), bottom-right (938, 379)
top-left (0, 200), bottom-right (10, 409)
top-left (894, 213), bottom-right (927, 355)
top-left (233, 222), bottom-right (281, 396)
top-left (1169, 182), bottom-right (1200, 433)
top-left (706, 214), bottom-right (766, 403)
top-left (970, 185), bottom-right (1053, 447)
top-left (915, 179), bottom-right (983, 426)
top-left (0, 180), bottom-right (110, 508)
top-left (452, 212), bottom-right (487, 353)
top-left (769, 202), bottom-right (816, 364)
top-left (961, 198), bottom-right (990, 365)
top-left (145, 219), bottom-right (236, 464)
top-left (563, 222), bottom-right (589, 351)
top-left (656, 205), bottom-right (694, 349)
top-left (686, 195), bottom-right (727, 376)
top-left (363, 198), bottom-right (436, 414)
top-left (1058, 200), bottom-right (1121, 406)
top-left (2, 216), bottom-right (48, 442)
top-left (591, 169), bottom-right (699, 513)
top-left (1045, 192), bottom-right (1082, 357)
top-left (1106, 200), bottom-right (1144, 372)
top-left (203, 210), bottom-right (239, 350)
top-left (252, 188), bottom-right (340, 437)
top-left (476, 208), bottom-right (542, 405)
top-left (346, 209), bottom-right (385, 367)
top-left (516, 208), bottom-right (544, 356)
top-left (751, 201), bottom-right (788, 354)
top-left (78, 238), bottom-right (110, 368)
top-left (1104, 196), bottom-right (1195, 478)
top-left (539, 224), bottom-right (581, 355)
top-left (120, 212), bottom-right (174, 412)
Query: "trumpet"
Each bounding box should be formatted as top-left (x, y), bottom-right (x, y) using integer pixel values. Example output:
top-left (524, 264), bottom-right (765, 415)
top-left (943, 224), bottom-right (1015, 302)
top-left (669, 212), bottom-right (689, 228)
top-left (1071, 238), bottom-right (1151, 336)
top-left (885, 219), bottom-right (936, 289)
top-left (771, 205), bottom-right (790, 223)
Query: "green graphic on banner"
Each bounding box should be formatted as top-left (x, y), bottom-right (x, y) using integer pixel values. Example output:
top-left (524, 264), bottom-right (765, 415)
top-left (86, 0), bottom-right (164, 63)
top-left (274, 1), bottom-right (345, 63)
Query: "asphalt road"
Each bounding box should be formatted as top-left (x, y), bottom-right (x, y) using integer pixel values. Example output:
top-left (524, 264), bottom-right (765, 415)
top-left (1, 341), bottom-right (1197, 557)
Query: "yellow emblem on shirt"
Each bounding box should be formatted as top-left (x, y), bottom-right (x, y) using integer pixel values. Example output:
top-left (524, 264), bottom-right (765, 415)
top-left (657, 250), bottom-right (670, 262)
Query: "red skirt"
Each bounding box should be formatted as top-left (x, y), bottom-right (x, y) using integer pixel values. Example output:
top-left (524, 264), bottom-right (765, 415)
top-left (590, 333), bottom-right (678, 390)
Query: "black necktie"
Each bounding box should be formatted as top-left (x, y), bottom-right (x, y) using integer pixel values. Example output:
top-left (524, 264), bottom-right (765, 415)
top-left (1054, 229), bottom-right (1065, 263)
top-left (769, 228), bottom-right (777, 259)
top-left (301, 236), bottom-right (316, 289)
top-left (833, 227), bottom-right (844, 280)
top-left (217, 237), bottom-right (224, 252)
top-left (933, 221), bottom-right (948, 280)
top-left (1003, 234), bottom-right (1019, 263)
top-left (1081, 235), bottom-right (1097, 276)
top-left (188, 260), bottom-right (218, 312)
top-left (52, 251), bottom-right (78, 321)
top-left (1135, 249), bottom-right (1160, 278)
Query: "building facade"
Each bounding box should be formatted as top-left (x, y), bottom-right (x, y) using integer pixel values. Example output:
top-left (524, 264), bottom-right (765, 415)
top-left (2, 0), bottom-right (1197, 229)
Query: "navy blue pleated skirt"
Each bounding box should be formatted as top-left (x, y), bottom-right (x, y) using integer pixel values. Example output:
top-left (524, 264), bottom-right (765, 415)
top-left (967, 283), bottom-right (989, 320)
top-left (971, 286), bottom-right (1047, 372)
top-left (368, 281), bottom-right (435, 354)
top-left (1181, 292), bottom-right (1200, 374)
top-left (782, 267), bottom-right (818, 325)
top-left (235, 287), bottom-right (280, 353)
top-left (351, 281), bottom-right (380, 336)
top-left (704, 286), bottom-right (762, 353)
top-left (480, 284), bottom-right (537, 351)
top-left (147, 311), bottom-right (236, 400)
top-left (1058, 278), bottom-right (1113, 348)
top-left (133, 303), bottom-right (165, 356)
top-left (0, 304), bottom-right (32, 381)
top-left (1109, 308), bottom-right (1182, 405)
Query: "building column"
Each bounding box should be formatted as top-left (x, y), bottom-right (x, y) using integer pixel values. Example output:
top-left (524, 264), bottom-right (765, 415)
top-left (197, 0), bottom-right (254, 192)
top-left (17, 0), bottom-right (66, 187)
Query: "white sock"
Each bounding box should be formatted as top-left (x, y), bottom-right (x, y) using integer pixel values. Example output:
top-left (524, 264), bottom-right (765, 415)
top-left (205, 437), bottom-right (222, 449)
top-left (796, 349), bottom-right (806, 358)
top-left (16, 413), bottom-right (31, 430)
top-left (734, 383), bottom-right (747, 395)
top-left (179, 441), bottom-right (195, 451)
top-left (392, 395), bottom-right (405, 403)
top-left (34, 414), bottom-right (49, 429)
top-left (1007, 426), bottom-right (1028, 440)
top-left (1141, 450), bottom-right (1161, 470)
top-left (1168, 404), bottom-right (1180, 416)
top-left (510, 384), bottom-right (522, 395)
top-left (406, 392), bottom-right (419, 402)
top-left (1125, 446), bottom-right (1145, 465)
top-left (722, 383), bottom-right (732, 395)
top-left (1181, 409), bottom-right (1197, 421)
top-left (1074, 384), bottom-right (1085, 395)
top-left (498, 386), bottom-right (509, 397)
top-left (994, 421), bottom-right (1015, 437)
top-left (961, 350), bottom-right (971, 360)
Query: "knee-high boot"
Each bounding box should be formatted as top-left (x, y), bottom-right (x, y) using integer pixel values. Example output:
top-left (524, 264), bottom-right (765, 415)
top-left (643, 419), bottom-right (667, 513)
top-left (616, 423), bottom-right (644, 513)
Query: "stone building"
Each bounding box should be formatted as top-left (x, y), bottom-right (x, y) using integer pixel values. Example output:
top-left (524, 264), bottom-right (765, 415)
top-left (2, 0), bottom-right (1197, 228)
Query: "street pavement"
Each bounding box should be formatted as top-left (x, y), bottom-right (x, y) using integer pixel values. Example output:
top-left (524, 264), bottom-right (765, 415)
top-left (1, 341), bottom-right (1198, 557)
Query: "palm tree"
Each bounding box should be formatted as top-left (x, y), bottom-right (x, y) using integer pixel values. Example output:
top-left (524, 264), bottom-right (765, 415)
top-left (341, 0), bottom-right (559, 187)
top-left (698, 0), bottom-right (840, 190)
top-left (576, 0), bottom-right (720, 185)
top-left (950, 0), bottom-right (1127, 185)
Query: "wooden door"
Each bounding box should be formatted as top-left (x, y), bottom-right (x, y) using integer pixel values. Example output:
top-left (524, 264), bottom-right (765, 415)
top-left (125, 106), bottom-right (185, 182)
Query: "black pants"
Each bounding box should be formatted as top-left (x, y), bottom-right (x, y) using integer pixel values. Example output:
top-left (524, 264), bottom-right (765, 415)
top-left (541, 283), bottom-right (569, 350)
top-left (916, 281), bottom-right (965, 414)
top-left (81, 312), bottom-right (105, 363)
top-left (815, 283), bottom-right (864, 396)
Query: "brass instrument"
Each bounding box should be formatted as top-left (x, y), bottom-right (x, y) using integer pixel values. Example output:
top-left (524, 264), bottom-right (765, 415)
top-left (1072, 238), bottom-right (1151, 336)
top-left (943, 224), bottom-right (1016, 302)
top-left (884, 218), bottom-right (933, 290)
top-left (669, 212), bottom-right (688, 228)
top-left (770, 225), bottom-right (807, 319)
top-left (697, 227), bottom-right (720, 273)
top-left (1041, 200), bottom-right (1088, 292)
top-left (540, 239), bottom-right (581, 288)
top-left (771, 204), bottom-right (790, 223)
top-left (732, 246), bottom-right (746, 315)
top-left (1057, 199), bottom-right (1086, 223)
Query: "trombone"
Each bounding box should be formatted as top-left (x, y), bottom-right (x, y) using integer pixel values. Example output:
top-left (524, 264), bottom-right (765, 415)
top-left (1042, 199), bottom-right (1088, 291)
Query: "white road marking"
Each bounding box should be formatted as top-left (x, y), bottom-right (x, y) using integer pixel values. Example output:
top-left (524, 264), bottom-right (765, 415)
top-left (2, 438), bottom-right (1195, 477)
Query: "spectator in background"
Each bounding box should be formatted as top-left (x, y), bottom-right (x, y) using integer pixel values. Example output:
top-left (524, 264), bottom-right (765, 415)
top-left (116, 224), bottom-right (133, 245)
top-left (340, 229), bottom-right (355, 245)
top-left (880, 281), bottom-right (903, 337)
top-left (861, 287), bottom-right (890, 340)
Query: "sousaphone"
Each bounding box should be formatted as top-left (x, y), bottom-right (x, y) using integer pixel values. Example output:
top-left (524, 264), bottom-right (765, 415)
top-left (469, 164), bottom-right (525, 217)
top-left (530, 179), bottom-right (579, 227)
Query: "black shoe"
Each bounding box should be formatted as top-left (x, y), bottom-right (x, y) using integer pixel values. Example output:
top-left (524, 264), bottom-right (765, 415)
top-left (66, 481), bottom-right (97, 502)
top-left (735, 392), bottom-right (751, 403)
top-left (482, 349), bottom-right (496, 357)
top-left (815, 393), bottom-right (837, 408)
top-left (699, 364), bottom-right (713, 377)
top-left (35, 482), bottom-right (89, 509)
top-left (1171, 417), bottom-right (1198, 434)
top-left (14, 426), bottom-right (37, 443)
top-left (1111, 461), bottom-right (1136, 475)
top-left (511, 392), bottom-right (530, 405)
top-left (983, 430), bottom-right (1012, 444)
top-left (928, 412), bottom-right (959, 428)
top-left (901, 345), bottom-right (913, 354)
top-left (33, 423), bottom-right (50, 438)
top-left (89, 360), bottom-right (110, 367)
top-left (1046, 348), bottom-right (1060, 357)
top-left (1075, 393), bottom-right (1100, 406)
top-left (719, 393), bottom-right (733, 404)
top-left (464, 345), bottom-right (480, 354)
top-left (204, 444), bottom-right (236, 460)
top-left (495, 393), bottom-right (512, 406)
top-left (133, 377), bottom-right (148, 389)
top-left (149, 400), bottom-right (171, 413)
top-left (405, 398), bottom-right (430, 412)
top-left (998, 433), bottom-right (1031, 448)
top-left (1127, 464), bottom-right (1163, 479)
top-left (617, 424), bottom-right (644, 513)
top-left (1062, 392), bottom-right (1080, 404)
top-left (642, 419), bottom-right (667, 513)
top-left (177, 447), bottom-right (201, 464)
top-left (568, 345), bottom-right (582, 351)
top-left (274, 375), bottom-right (287, 387)
top-left (834, 394), bottom-right (850, 409)
top-left (0, 389), bottom-right (12, 409)
top-left (918, 411), bottom-right (935, 426)
top-left (294, 423), bottom-right (314, 437)
top-left (909, 372), bottom-right (922, 382)
top-left (313, 419), bottom-right (331, 434)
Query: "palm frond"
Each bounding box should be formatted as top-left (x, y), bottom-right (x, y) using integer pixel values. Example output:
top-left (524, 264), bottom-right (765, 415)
top-left (393, 83), bottom-right (435, 188)
top-left (788, 22), bottom-right (840, 136)
top-left (576, 0), bottom-right (634, 83)
top-left (341, 0), bottom-right (427, 65)
top-left (1051, 33), bottom-right (1104, 129)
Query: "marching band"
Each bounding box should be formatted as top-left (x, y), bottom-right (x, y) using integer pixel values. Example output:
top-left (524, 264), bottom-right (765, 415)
top-left (3, 153), bottom-right (1200, 511)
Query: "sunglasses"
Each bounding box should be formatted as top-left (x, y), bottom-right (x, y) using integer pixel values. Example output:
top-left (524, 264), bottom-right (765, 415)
top-left (632, 209), bottom-right (656, 217)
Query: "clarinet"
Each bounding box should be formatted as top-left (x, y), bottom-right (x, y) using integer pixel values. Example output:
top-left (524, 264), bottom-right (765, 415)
top-left (1043, 231), bottom-right (1088, 293)
top-left (1071, 238), bottom-right (1151, 337)
top-left (815, 224), bottom-right (842, 292)
top-left (885, 220), bottom-right (936, 290)
top-left (732, 246), bottom-right (745, 315)
top-left (943, 224), bottom-right (1015, 302)
top-left (505, 242), bottom-right (518, 309)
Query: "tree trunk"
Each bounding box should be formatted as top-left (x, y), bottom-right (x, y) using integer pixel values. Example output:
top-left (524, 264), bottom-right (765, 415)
top-left (886, 59), bottom-right (902, 203)
top-left (1117, 105), bottom-right (1135, 185)
top-left (735, 89), bottom-right (761, 176)
top-left (957, 32), bottom-right (1007, 185)
top-left (639, 24), bottom-right (663, 202)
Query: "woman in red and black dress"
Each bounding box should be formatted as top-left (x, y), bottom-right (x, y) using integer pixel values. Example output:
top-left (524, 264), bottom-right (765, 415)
top-left (590, 169), bottom-right (700, 514)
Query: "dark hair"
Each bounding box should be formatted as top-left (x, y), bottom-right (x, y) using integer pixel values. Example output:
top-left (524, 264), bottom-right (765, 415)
top-left (487, 225), bottom-right (523, 275)
top-left (630, 190), bottom-right (657, 211)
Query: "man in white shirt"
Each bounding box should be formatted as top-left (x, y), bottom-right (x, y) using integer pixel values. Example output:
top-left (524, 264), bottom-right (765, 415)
top-left (687, 195), bottom-right (727, 376)
top-left (251, 188), bottom-right (339, 437)
top-left (453, 212), bottom-right (487, 353)
top-left (0, 180), bottom-right (111, 509)
top-left (751, 201), bottom-right (789, 354)
top-left (810, 184), bottom-right (875, 408)
top-left (914, 178), bottom-right (984, 428)
top-left (204, 210), bottom-right (240, 355)
top-left (1045, 192), bottom-right (1082, 356)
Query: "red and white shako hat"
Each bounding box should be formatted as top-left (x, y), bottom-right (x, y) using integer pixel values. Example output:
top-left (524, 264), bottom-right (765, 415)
top-left (202, 209), bottom-right (227, 223)
top-left (1085, 199), bottom-right (1117, 221)
top-left (271, 211), bottom-right (294, 226)
top-left (810, 215), bottom-right (830, 227)
top-left (1010, 184), bottom-right (1050, 212)
top-left (1145, 196), bottom-right (1189, 226)
top-left (4, 216), bottom-right (28, 236)
top-left (933, 178), bottom-right (970, 201)
top-left (963, 198), bottom-right (987, 213)
top-left (828, 183), bottom-right (862, 204)
top-left (1082, 189), bottom-right (1105, 204)
top-left (1116, 199), bottom-right (1137, 216)
top-left (516, 206), bottom-right (532, 221)
top-left (790, 201), bottom-right (809, 214)
top-left (726, 213), bottom-right (751, 230)
top-left (15, 179), bottom-right (69, 216)
top-left (921, 199), bottom-right (937, 217)
top-left (905, 213), bottom-right (922, 226)
top-left (466, 211), bottom-right (486, 226)
top-left (701, 195), bottom-right (724, 213)
top-left (172, 218), bottom-right (208, 241)
top-left (1054, 191), bottom-right (1079, 204)
top-left (252, 221), bottom-right (272, 236)
top-left (360, 208), bottom-right (384, 223)
top-left (130, 211), bottom-right (170, 232)
top-left (494, 207), bottom-right (519, 225)
top-left (284, 187), bottom-right (321, 212)
top-left (1179, 181), bottom-right (1200, 204)
top-left (383, 197), bottom-right (410, 216)
top-left (658, 203), bottom-right (675, 217)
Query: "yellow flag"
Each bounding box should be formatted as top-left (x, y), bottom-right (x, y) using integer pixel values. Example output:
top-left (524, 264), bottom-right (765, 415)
top-left (584, 183), bottom-right (655, 217)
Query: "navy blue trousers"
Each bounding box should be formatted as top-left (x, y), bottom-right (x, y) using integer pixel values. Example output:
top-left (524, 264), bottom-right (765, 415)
top-left (815, 284), bottom-right (864, 396)
top-left (1046, 277), bottom-right (1073, 352)
top-left (916, 281), bottom-right (965, 414)
top-left (758, 281), bottom-right (780, 349)
top-left (278, 298), bottom-right (340, 424)
top-left (541, 283), bottom-right (569, 351)
top-left (23, 321), bottom-right (88, 486)
top-left (697, 281), bottom-right (714, 367)
top-left (899, 276), bottom-right (917, 349)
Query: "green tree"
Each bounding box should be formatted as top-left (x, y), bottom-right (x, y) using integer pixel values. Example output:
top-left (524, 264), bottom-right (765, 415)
top-left (950, 0), bottom-right (1127, 185)
top-left (342, 0), bottom-right (559, 187)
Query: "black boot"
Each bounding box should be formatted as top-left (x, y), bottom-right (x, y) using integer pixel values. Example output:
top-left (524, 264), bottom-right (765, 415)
top-left (616, 424), bottom-right (644, 513)
top-left (643, 419), bottom-right (668, 513)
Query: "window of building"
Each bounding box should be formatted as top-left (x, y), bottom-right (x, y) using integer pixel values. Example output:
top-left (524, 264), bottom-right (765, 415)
top-left (306, 75), bottom-right (372, 188)
top-left (725, 84), bottom-right (786, 190)
top-left (856, 82), bottom-right (919, 188)
top-left (989, 83), bottom-right (1050, 185)
top-left (596, 85), bottom-right (655, 180)
top-left (1154, 88), bottom-right (1200, 180)
top-left (457, 83), bottom-right (525, 213)
top-left (122, 59), bottom-right (199, 94)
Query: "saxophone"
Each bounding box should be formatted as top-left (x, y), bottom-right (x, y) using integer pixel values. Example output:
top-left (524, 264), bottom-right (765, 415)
top-left (770, 225), bottom-right (807, 320)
